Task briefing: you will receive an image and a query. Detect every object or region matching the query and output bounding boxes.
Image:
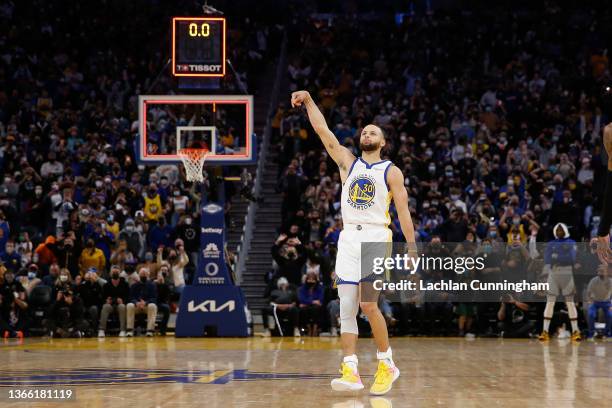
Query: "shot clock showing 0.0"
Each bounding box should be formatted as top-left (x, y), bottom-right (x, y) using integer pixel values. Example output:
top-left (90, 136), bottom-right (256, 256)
top-left (171, 17), bottom-right (226, 77)
top-left (188, 22), bottom-right (211, 37)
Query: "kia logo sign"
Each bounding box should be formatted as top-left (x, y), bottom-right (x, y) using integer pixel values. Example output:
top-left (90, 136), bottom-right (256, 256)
top-left (187, 300), bottom-right (235, 312)
top-left (203, 203), bottom-right (223, 214)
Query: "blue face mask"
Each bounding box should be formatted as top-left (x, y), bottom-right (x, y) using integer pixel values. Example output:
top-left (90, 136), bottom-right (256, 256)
top-left (483, 245), bottom-right (492, 254)
top-left (28, 272), bottom-right (36, 280)
top-left (489, 231), bottom-right (497, 238)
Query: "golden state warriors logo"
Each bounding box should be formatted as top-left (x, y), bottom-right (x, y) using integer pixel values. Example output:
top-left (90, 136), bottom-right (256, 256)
top-left (348, 175), bottom-right (376, 210)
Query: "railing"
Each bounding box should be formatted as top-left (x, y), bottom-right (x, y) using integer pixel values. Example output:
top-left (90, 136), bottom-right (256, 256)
top-left (234, 31), bottom-right (287, 284)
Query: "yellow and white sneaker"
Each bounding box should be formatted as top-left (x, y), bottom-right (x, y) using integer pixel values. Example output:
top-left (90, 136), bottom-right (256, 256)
top-left (570, 331), bottom-right (582, 342)
top-left (331, 362), bottom-right (364, 391)
top-left (369, 360), bottom-right (400, 395)
top-left (538, 331), bottom-right (550, 342)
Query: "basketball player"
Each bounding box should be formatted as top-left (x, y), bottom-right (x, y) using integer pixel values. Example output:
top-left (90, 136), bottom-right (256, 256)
top-left (538, 223), bottom-right (581, 341)
top-left (595, 123), bottom-right (612, 263)
top-left (291, 90), bottom-right (417, 395)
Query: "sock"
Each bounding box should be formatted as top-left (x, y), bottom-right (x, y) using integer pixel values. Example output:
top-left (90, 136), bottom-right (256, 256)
top-left (376, 347), bottom-right (395, 368)
top-left (570, 319), bottom-right (579, 333)
top-left (543, 318), bottom-right (551, 332)
top-left (343, 354), bottom-right (358, 371)
top-left (566, 301), bottom-right (579, 332)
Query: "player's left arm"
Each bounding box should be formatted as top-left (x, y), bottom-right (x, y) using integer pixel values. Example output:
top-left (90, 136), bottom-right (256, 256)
top-left (595, 123), bottom-right (612, 262)
top-left (387, 166), bottom-right (416, 247)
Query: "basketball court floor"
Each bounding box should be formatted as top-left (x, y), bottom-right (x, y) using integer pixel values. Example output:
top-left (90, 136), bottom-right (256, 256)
top-left (1, 337), bottom-right (609, 407)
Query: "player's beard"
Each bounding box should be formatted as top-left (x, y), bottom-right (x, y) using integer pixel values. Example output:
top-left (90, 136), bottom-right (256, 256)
top-left (360, 141), bottom-right (380, 152)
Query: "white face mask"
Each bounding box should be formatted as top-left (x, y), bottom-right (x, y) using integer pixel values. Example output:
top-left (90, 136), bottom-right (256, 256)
top-left (60, 275), bottom-right (68, 282)
top-left (185, 218), bottom-right (192, 225)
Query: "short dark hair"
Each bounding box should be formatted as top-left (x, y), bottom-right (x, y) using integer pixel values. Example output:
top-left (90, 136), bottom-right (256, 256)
top-left (370, 124), bottom-right (386, 139)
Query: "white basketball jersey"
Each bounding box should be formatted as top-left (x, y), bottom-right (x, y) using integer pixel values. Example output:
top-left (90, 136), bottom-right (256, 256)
top-left (341, 158), bottom-right (393, 227)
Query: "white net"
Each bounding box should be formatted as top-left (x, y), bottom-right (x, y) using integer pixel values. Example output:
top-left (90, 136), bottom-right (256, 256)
top-left (178, 148), bottom-right (210, 182)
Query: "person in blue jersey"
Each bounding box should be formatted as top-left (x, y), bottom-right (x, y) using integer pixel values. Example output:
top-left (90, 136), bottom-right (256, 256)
top-left (291, 90), bottom-right (417, 395)
top-left (538, 223), bottom-right (581, 341)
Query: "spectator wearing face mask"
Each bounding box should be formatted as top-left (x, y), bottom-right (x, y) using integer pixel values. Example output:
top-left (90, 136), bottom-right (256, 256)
top-left (18, 264), bottom-right (42, 296)
top-left (51, 234), bottom-right (80, 275)
top-left (46, 287), bottom-right (88, 338)
top-left (77, 269), bottom-right (104, 334)
top-left (53, 268), bottom-right (74, 298)
top-left (105, 212), bottom-right (120, 243)
top-left (42, 263), bottom-right (61, 287)
top-left (0, 268), bottom-right (28, 338)
top-left (143, 184), bottom-right (163, 223)
top-left (298, 271), bottom-right (324, 337)
top-left (155, 265), bottom-right (172, 336)
top-left (156, 245), bottom-right (188, 294)
top-left (137, 251), bottom-right (158, 280)
top-left (86, 221), bottom-right (115, 265)
top-left (1, 241), bottom-right (21, 273)
top-left (169, 187), bottom-right (189, 226)
top-left (99, 265), bottom-right (128, 337)
top-left (109, 239), bottom-right (135, 272)
top-left (174, 215), bottom-right (200, 268)
top-left (148, 217), bottom-right (174, 250)
top-left (15, 232), bottom-right (33, 267)
top-left (497, 293), bottom-right (535, 338)
top-left (118, 218), bottom-right (144, 259)
top-left (126, 267), bottom-right (158, 337)
top-left (35, 235), bottom-right (58, 267)
top-left (438, 208), bottom-right (468, 242)
top-left (78, 239), bottom-right (106, 276)
top-left (24, 184), bottom-right (46, 234)
top-left (54, 188), bottom-right (76, 236)
top-left (500, 209), bottom-right (527, 243)
top-left (271, 234), bottom-right (306, 286)
top-left (262, 276), bottom-right (300, 337)
top-left (40, 152), bottom-right (64, 178)
top-left (45, 182), bottom-right (63, 234)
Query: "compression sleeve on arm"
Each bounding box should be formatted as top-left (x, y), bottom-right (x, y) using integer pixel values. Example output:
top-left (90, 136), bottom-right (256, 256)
top-left (597, 171), bottom-right (612, 237)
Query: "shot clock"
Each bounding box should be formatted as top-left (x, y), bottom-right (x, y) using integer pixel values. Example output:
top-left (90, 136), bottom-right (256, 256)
top-left (172, 17), bottom-right (226, 77)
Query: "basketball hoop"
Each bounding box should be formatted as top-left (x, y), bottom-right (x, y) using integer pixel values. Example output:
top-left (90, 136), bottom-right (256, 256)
top-left (178, 148), bottom-right (210, 182)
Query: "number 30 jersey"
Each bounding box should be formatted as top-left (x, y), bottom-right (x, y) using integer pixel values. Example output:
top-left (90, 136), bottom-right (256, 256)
top-left (341, 158), bottom-right (393, 227)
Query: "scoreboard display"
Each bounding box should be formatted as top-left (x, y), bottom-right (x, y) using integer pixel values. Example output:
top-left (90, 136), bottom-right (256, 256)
top-left (172, 17), bottom-right (226, 77)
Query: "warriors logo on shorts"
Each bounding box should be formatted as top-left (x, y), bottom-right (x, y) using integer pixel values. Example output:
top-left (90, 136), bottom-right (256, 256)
top-left (347, 175), bottom-right (376, 210)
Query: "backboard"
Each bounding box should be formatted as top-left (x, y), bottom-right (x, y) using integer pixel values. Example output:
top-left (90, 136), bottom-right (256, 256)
top-left (137, 94), bottom-right (255, 166)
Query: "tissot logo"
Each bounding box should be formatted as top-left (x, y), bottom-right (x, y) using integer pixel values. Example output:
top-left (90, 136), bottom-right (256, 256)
top-left (202, 227), bottom-right (223, 234)
top-left (203, 203), bottom-right (223, 214)
top-left (187, 300), bottom-right (235, 312)
top-left (187, 64), bottom-right (222, 72)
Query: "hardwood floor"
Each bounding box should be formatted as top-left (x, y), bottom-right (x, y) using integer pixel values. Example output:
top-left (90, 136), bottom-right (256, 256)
top-left (0, 336), bottom-right (609, 407)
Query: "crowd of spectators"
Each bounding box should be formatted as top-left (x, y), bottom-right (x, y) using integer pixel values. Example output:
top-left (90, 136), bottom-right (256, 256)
top-left (0, 0), bottom-right (281, 338)
top-left (265, 2), bottom-right (612, 338)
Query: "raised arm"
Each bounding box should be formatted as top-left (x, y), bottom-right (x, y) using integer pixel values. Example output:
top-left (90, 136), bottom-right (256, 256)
top-left (291, 90), bottom-right (355, 177)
